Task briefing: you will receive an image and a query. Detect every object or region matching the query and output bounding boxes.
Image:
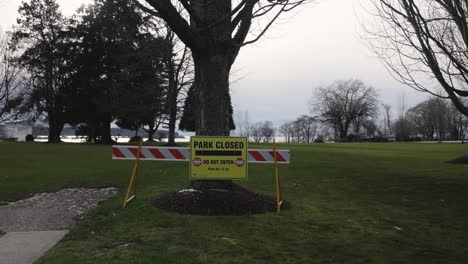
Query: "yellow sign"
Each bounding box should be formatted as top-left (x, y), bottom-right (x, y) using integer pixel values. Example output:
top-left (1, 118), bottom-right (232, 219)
top-left (190, 136), bottom-right (248, 180)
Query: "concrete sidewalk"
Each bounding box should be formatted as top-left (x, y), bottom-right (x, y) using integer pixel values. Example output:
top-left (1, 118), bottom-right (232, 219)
top-left (0, 231), bottom-right (68, 264)
top-left (0, 230), bottom-right (68, 264)
top-left (0, 188), bottom-right (118, 264)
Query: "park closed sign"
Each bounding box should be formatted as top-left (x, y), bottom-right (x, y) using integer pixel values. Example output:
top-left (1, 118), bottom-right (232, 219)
top-left (190, 136), bottom-right (248, 180)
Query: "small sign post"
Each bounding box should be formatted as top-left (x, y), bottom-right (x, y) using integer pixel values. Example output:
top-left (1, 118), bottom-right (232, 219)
top-left (189, 136), bottom-right (248, 180)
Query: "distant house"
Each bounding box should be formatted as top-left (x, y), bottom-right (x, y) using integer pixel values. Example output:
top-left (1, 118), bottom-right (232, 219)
top-left (0, 120), bottom-right (33, 141)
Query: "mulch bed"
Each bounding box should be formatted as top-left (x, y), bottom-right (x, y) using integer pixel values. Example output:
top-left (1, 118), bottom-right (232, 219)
top-left (448, 155), bottom-right (468, 164)
top-left (151, 184), bottom-right (288, 216)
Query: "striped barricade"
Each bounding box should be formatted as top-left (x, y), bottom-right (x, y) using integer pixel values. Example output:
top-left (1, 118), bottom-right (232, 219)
top-left (112, 146), bottom-right (190, 161)
top-left (247, 149), bottom-right (290, 164)
top-left (112, 146), bottom-right (290, 164)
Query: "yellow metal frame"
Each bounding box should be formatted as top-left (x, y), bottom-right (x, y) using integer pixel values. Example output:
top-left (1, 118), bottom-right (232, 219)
top-left (273, 139), bottom-right (283, 212)
top-left (123, 138), bottom-right (143, 208)
top-left (120, 138), bottom-right (285, 212)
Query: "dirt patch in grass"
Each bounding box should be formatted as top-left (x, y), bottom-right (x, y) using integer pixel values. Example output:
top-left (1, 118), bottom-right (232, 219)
top-left (448, 155), bottom-right (468, 164)
top-left (151, 184), bottom-right (288, 216)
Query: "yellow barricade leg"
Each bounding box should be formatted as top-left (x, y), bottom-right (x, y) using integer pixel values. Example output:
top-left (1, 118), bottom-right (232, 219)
top-left (123, 138), bottom-right (143, 208)
top-left (273, 139), bottom-right (282, 212)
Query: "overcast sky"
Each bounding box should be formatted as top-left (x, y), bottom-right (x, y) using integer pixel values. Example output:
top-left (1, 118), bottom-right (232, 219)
top-left (0, 0), bottom-right (428, 128)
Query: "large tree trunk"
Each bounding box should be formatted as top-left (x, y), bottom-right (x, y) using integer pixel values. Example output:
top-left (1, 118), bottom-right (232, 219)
top-left (86, 121), bottom-right (98, 143)
top-left (147, 126), bottom-right (155, 142)
top-left (194, 55), bottom-right (231, 136)
top-left (100, 115), bottom-right (113, 144)
top-left (339, 124), bottom-right (347, 142)
top-left (167, 109), bottom-right (177, 145)
top-left (189, 54), bottom-right (233, 190)
top-left (46, 59), bottom-right (63, 143)
top-left (47, 115), bottom-right (63, 143)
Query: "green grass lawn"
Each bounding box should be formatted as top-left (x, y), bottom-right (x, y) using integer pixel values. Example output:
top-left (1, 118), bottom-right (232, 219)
top-left (1, 142), bottom-right (468, 263)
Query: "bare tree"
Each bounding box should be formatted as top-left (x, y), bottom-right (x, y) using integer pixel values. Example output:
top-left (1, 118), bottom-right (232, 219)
top-left (135, 14), bottom-right (195, 145)
top-left (462, 109), bottom-right (468, 143)
top-left (381, 103), bottom-right (392, 137)
top-left (235, 109), bottom-right (251, 138)
top-left (250, 121), bottom-right (264, 143)
top-left (447, 102), bottom-right (467, 141)
top-left (397, 92), bottom-right (408, 119)
top-left (249, 120), bottom-right (275, 143)
top-left (406, 97), bottom-right (468, 141)
top-left (294, 115), bottom-right (318, 143)
top-left (261, 120), bottom-right (275, 143)
top-left (279, 121), bottom-right (294, 143)
top-left (161, 29), bottom-right (194, 145)
top-left (134, 0), bottom-right (308, 137)
top-left (394, 115), bottom-right (415, 141)
top-left (143, 114), bottom-right (167, 142)
top-left (312, 79), bottom-right (379, 141)
top-left (133, 0), bottom-right (308, 189)
top-left (367, 0), bottom-right (468, 117)
top-left (406, 100), bottom-right (437, 140)
top-left (362, 118), bottom-right (379, 138)
top-left (0, 31), bottom-right (25, 123)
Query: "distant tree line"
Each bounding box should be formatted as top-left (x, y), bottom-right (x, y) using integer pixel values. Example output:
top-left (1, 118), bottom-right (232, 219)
top-left (238, 79), bottom-right (468, 143)
top-left (394, 97), bottom-right (467, 142)
top-left (235, 111), bottom-right (275, 143)
top-left (278, 116), bottom-right (319, 143)
top-left (0, 0), bottom-right (205, 144)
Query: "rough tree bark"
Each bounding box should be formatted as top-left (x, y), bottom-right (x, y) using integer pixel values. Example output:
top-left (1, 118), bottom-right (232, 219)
top-left (101, 116), bottom-right (113, 144)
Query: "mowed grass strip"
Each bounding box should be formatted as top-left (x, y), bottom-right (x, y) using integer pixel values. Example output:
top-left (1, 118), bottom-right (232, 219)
top-left (1, 142), bottom-right (468, 263)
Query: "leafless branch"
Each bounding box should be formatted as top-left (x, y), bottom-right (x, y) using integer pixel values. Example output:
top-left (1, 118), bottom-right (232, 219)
top-left (365, 0), bottom-right (468, 116)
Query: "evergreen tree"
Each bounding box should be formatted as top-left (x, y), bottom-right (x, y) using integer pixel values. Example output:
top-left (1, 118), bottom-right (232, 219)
top-left (12, 0), bottom-right (69, 143)
top-left (67, 0), bottom-right (167, 143)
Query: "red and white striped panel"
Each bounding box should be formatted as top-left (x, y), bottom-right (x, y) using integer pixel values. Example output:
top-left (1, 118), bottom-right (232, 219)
top-left (112, 146), bottom-right (290, 164)
top-left (112, 146), bottom-right (190, 161)
top-left (247, 149), bottom-right (290, 164)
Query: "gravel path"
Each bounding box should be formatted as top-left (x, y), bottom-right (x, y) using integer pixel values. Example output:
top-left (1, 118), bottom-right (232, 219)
top-left (0, 188), bottom-right (119, 232)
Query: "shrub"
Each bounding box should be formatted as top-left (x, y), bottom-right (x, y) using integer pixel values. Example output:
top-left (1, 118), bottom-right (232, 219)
top-left (314, 137), bottom-right (325, 143)
top-left (129, 136), bottom-right (142, 143)
top-left (25, 134), bottom-right (35, 142)
top-left (342, 134), bottom-right (362, 142)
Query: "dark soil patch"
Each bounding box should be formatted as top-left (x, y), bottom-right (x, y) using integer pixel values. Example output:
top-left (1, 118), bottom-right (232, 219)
top-left (0, 229), bottom-right (4, 237)
top-left (151, 184), bottom-right (288, 216)
top-left (448, 155), bottom-right (468, 164)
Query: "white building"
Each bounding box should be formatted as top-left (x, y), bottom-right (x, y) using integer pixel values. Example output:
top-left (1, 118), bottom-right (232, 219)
top-left (0, 120), bottom-right (33, 141)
